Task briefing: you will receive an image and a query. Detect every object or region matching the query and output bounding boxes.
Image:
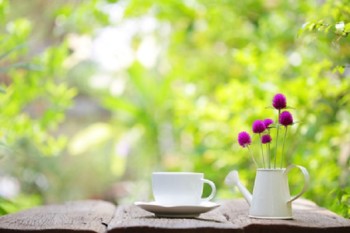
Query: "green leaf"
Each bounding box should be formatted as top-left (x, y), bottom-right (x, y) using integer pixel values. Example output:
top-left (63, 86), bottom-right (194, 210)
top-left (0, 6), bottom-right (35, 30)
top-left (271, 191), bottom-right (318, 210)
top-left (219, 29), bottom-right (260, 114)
top-left (332, 65), bottom-right (345, 74)
top-left (103, 97), bottom-right (139, 117)
top-left (0, 63), bottom-right (43, 73)
top-left (0, 44), bottom-right (26, 61)
top-left (345, 23), bottom-right (350, 33)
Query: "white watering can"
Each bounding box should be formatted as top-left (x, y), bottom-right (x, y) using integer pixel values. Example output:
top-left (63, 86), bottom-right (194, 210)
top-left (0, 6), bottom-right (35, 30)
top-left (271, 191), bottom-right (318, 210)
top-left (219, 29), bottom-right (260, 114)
top-left (225, 165), bottom-right (310, 219)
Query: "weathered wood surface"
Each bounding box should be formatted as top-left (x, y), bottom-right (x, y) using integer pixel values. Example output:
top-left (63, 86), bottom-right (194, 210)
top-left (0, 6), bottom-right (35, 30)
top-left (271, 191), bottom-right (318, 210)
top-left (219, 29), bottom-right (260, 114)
top-left (0, 199), bottom-right (349, 233)
top-left (0, 200), bottom-right (116, 233)
top-left (108, 199), bottom-right (350, 233)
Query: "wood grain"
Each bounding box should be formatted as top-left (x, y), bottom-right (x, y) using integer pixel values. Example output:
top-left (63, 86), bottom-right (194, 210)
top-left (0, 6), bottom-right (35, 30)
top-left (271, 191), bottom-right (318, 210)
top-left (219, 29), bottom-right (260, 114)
top-left (0, 199), bottom-right (349, 233)
top-left (0, 200), bottom-right (116, 233)
top-left (108, 199), bottom-right (350, 233)
top-left (221, 199), bottom-right (350, 233)
top-left (107, 202), bottom-right (237, 233)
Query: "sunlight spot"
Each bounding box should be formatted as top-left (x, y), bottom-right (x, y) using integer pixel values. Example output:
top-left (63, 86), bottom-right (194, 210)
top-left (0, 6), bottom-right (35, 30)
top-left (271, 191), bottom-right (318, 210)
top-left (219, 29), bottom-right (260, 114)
top-left (139, 16), bottom-right (158, 33)
top-left (65, 34), bottom-right (93, 68)
top-left (197, 96), bottom-right (208, 109)
top-left (115, 137), bottom-right (130, 158)
top-left (92, 27), bottom-right (134, 71)
top-left (289, 52), bottom-right (302, 66)
top-left (0, 176), bottom-right (20, 199)
top-left (301, 22), bottom-right (309, 29)
top-left (335, 21), bottom-right (344, 32)
top-left (90, 74), bottom-right (113, 89)
top-left (110, 77), bottom-right (125, 96)
top-left (136, 36), bottom-right (159, 68)
top-left (69, 123), bottom-right (112, 155)
top-left (100, 1), bottom-right (126, 24)
top-left (185, 83), bottom-right (196, 96)
top-left (115, 128), bottom-right (141, 158)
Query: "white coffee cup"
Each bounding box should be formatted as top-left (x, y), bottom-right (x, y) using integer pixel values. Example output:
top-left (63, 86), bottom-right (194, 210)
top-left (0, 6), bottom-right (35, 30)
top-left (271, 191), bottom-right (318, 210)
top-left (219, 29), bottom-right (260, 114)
top-left (152, 172), bottom-right (216, 206)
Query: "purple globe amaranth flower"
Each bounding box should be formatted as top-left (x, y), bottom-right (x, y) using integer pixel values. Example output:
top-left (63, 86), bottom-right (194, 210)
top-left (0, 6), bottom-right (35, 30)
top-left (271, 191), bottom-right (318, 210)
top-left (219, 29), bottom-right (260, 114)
top-left (272, 93), bottom-right (287, 110)
top-left (279, 111), bottom-right (294, 126)
top-left (252, 120), bottom-right (266, 133)
top-left (238, 131), bottom-right (251, 148)
top-left (263, 118), bottom-right (274, 128)
top-left (261, 134), bottom-right (272, 144)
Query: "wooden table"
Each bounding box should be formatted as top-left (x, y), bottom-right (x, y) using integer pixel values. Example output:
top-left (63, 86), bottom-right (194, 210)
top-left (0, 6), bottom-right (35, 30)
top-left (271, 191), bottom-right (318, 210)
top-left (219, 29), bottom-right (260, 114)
top-left (0, 199), bottom-right (349, 233)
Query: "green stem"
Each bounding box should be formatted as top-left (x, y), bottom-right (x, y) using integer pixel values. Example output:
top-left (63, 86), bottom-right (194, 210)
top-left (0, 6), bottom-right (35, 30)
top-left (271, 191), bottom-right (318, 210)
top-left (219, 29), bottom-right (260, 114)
top-left (267, 143), bottom-right (271, 169)
top-left (247, 146), bottom-right (258, 168)
top-left (268, 129), bottom-right (271, 168)
top-left (274, 109), bottom-right (281, 168)
top-left (280, 126), bottom-right (288, 168)
top-left (259, 133), bottom-right (265, 168)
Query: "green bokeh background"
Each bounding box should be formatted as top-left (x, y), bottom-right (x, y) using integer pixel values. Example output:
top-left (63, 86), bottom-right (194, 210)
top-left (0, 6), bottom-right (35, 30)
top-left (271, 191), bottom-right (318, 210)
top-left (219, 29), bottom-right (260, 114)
top-left (0, 0), bottom-right (349, 217)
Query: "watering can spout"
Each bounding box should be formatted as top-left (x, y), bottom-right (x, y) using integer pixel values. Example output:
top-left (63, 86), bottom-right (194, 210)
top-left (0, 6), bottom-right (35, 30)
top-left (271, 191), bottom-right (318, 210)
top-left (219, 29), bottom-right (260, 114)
top-left (225, 170), bottom-right (252, 205)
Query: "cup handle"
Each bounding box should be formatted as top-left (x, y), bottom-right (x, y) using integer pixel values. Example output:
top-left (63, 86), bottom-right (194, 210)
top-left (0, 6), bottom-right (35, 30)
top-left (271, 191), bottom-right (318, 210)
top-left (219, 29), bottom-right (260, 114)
top-left (201, 178), bottom-right (216, 202)
top-left (284, 164), bottom-right (310, 203)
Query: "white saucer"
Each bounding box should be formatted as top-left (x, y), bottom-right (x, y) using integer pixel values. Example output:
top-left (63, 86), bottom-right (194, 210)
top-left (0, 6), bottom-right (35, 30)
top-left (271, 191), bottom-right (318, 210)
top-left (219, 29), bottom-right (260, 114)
top-left (134, 201), bottom-right (220, 218)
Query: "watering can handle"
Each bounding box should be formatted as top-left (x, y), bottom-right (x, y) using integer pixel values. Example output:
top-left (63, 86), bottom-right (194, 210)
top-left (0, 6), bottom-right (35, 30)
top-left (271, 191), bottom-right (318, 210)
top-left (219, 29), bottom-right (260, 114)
top-left (284, 164), bottom-right (310, 203)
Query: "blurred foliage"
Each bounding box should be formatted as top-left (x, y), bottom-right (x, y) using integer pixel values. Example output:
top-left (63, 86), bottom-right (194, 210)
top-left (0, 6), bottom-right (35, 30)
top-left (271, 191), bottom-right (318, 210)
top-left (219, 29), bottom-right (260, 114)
top-left (0, 0), bottom-right (76, 213)
top-left (331, 187), bottom-right (350, 217)
top-left (0, 0), bottom-right (349, 218)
